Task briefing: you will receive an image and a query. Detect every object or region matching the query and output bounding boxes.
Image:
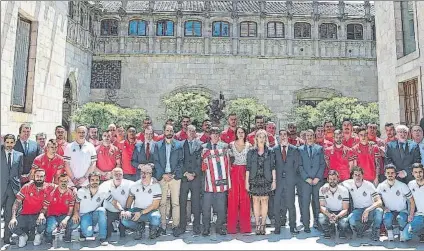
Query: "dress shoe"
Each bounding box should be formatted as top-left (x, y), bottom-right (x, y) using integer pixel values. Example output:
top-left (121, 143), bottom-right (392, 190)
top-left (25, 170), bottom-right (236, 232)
top-left (4, 239), bottom-right (16, 245)
top-left (193, 227), bottom-right (201, 236)
top-left (304, 227), bottom-right (311, 233)
top-left (290, 227), bottom-right (299, 235)
top-left (157, 227), bottom-right (167, 236)
top-left (274, 227), bottom-right (281, 235)
top-left (202, 229), bottom-right (210, 236)
top-left (217, 228), bottom-right (227, 235)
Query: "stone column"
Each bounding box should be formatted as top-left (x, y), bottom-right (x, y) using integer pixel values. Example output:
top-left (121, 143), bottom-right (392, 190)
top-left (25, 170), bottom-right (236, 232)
top-left (232, 14), bottom-right (238, 55)
top-left (176, 11), bottom-right (183, 54)
top-left (119, 15), bottom-right (128, 53)
top-left (149, 15), bottom-right (154, 53)
top-left (287, 18), bottom-right (293, 56)
top-left (203, 15), bottom-right (210, 55)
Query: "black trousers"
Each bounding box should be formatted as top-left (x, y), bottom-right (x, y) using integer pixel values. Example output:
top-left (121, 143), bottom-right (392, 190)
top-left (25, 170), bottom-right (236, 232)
top-left (275, 178), bottom-right (297, 229)
top-left (1, 188), bottom-right (15, 241)
top-left (202, 192), bottom-right (227, 231)
top-left (179, 178), bottom-right (202, 230)
top-left (10, 214), bottom-right (46, 236)
top-left (106, 210), bottom-right (126, 238)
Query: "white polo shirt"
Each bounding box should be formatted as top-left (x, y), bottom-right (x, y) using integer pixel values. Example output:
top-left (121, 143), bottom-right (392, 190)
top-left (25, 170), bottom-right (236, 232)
top-left (76, 186), bottom-right (111, 215)
top-left (343, 179), bottom-right (379, 209)
top-left (64, 141), bottom-right (97, 187)
top-left (129, 179), bottom-right (161, 209)
top-left (408, 180), bottom-right (424, 216)
top-left (319, 183), bottom-right (349, 212)
top-left (100, 179), bottom-right (134, 213)
top-left (377, 180), bottom-right (412, 212)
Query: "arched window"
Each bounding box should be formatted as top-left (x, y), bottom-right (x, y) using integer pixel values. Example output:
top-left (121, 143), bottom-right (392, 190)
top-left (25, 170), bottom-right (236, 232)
top-left (347, 24), bottom-right (363, 40)
top-left (184, 20), bottom-right (202, 37)
top-left (100, 19), bottom-right (119, 36)
top-left (156, 20), bottom-right (174, 36)
top-left (294, 22), bottom-right (311, 39)
top-left (267, 21), bottom-right (284, 38)
top-left (240, 21), bottom-right (257, 37)
top-left (129, 19), bottom-right (148, 36)
top-left (319, 23), bottom-right (337, 39)
top-left (212, 21), bottom-right (230, 37)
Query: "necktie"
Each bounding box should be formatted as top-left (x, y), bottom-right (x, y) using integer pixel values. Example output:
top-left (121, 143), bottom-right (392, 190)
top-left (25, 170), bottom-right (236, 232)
top-left (189, 141), bottom-right (193, 154)
top-left (308, 145), bottom-right (313, 158)
top-left (7, 152), bottom-right (12, 168)
top-left (23, 141), bottom-right (28, 155)
top-left (213, 144), bottom-right (217, 150)
top-left (282, 145), bottom-right (287, 162)
top-left (399, 142), bottom-right (405, 159)
top-left (146, 142), bottom-right (150, 160)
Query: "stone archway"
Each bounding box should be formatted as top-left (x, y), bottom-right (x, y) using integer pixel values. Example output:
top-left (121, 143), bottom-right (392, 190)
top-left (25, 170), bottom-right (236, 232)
top-left (294, 87), bottom-right (342, 107)
top-left (62, 72), bottom-right (78, 140)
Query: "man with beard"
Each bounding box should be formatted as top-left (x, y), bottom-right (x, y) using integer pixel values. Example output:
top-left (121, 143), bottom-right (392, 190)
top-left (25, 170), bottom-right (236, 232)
top-left (154, 124), bottom-right (184, 236)
top-left (376, 164), bottom-right (414, 242)
top-left (324, 130), bottom-right (354, 182)
top-left (318, 170), bottom-right (350, 239)
top-left (404, 163), bottom-right (424, 243)
top-left (88, 126), bottom-right (101, 147)
top-left (287, 122), bottom-right (304, 146)
top-left (132, 126), bottom-right (156, 179)
top-left (95, 131), bottom-right (121, 181)
top-left (221, 113), bottom-right (237, 144)
top-left (43, 173), bottom-right (75, 244)
top-left (121, 164), bottom-right (161, 240)
top-left (343, 166), bottom-right (383, 241)
top-left (385, 125), bottom-right (421, 184)
top-left (1, 134), bottom-right (23, 245)
top-left (341, 119), bottom-right (359, 148)
top-left (156, 119), bottom-right (175, 142)
top-left (367, 123), bottom-right (385, 183)
top-left (54, 125), bottom-right (68, 156)
top-left (9, 169), bottom-right (55, 247)
top-left (174, 116), bottom-right (191, 141)
top-left (31, 139), bottom-right (65, 183)
top-left (411, 125), bottom-right (424, 165)
top-left (100, 168), bottom-right (134, 240)
top-left (136, 117), bottom-right (159, 142)
top-left (384, 123), bottom-right (397, 144)
top-left (247, 115), bottom-right (275, 147)
top-left (323, 120), bottom-right (335, 143)
top-left (197, 119), bottom-right (212, 143)
top-left (117, 126), bottom-right (138, 181)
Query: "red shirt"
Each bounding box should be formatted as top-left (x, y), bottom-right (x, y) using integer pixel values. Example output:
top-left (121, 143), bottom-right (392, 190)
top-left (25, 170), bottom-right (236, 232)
top-left (96, 144), bottom-right (121, 173)
top-left (288, 137), bottom-right (304, 146)
top-left (89, 139), bottom-right (101, 147)
top-left (198, 132), bottom-right (211, 143)
top-left (32, 154), bottom-right (65, 183)
top-left (316, 138), bottom-right (333, 149)
top-left (44, 187), bottom-right (75, 216)
top-left (352, 143), bottom-right (380, 182)
top-left (16, 182), bottom-right (55, 215)
top-left (136, 132), bottom-right (160, 142)
top-left (174, 130), bottom-right (188, 141)
top-left (325, 133), bottom-right (334, 143)
top-left (368, 136), bottom-right (385, 175)
top-left (342, 136), bottom-right (359, 148)
top-left (56, 140), bottom-right (68, 156)
top-left (118, 140), bottom-right (136, 175)
top-left (156, 134), bottom-right (165, 141)
top-left (247, 131), bottom-right (276, 147)
top-left (324, 145), bottom-right (354, 181)
top-left (221, 128), bottom-right (236, 144)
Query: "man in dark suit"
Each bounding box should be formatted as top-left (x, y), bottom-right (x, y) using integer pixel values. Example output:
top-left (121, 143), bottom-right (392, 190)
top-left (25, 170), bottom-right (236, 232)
top-left (13, 123), bottom-right (41, 184)
top-left (273, 129), bottom-right (300, 235)
top-left (132, 126), bottom-right (156, 178)
top-left (385, 124), bottom-right (421, 184)
top-left (177, 125), bottom-right (203, 236)
top-left (1, 134), bottom-right (23, 244)
top-left (298, 129), bottom-right (325, 233)
top-left (154, 124), bottom-right (184, 237)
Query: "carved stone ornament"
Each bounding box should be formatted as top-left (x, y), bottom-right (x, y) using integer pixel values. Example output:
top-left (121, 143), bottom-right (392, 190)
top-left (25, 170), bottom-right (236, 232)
top-left (260, 11), bottom-right (267, 19)
top-left (231, 11), bottom-right (238, 20)
top-left (312, 13), bottom-right (320, 21)
top-left (205, 92), bottom-right (226, 127)
top-left (176, 9), bottom-right (183, 18)
top-left (118, 7), bottom-right (126, 17)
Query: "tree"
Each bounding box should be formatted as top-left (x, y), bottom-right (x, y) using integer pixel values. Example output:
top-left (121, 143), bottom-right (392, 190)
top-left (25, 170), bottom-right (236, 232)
top-left (290, 97), bottom-right (379, 131)
top-left (162, 92), bottom-right (210, 131)
top-left (72, 102), bottom-right (147, 131)
top-left (226, 98), bottom-right (273, 132)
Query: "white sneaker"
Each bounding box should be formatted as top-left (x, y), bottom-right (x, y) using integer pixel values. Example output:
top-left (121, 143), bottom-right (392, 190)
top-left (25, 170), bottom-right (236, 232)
top-left (33, 233), bottom-right (42, 246)
top-left (387, 230), bottom-right (394, 241)
top-left (18, 234), bottom-right (28, 248)
top-left (399, 231), bottom-right (406, 242)
top-left (266, 216), bottom-right (271, 225)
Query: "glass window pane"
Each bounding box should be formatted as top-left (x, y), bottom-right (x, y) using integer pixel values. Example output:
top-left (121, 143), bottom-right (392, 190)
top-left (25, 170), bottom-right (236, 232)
top-left (157, 22), bottom-right (163, 35)
top-left (240, 23), bottom-right (248, 37)
top-left (401, 1), bottom-right (416, 55)
top-left (249, 23), bottom-right (256, 37)
top-left (222, 23), bottom-right (229, 37)
top-left (213, 22), bottom-right (220, 36)
top-left (129, 21), bottom-right (137, 35)
top-left (166, 21), bottom-right (174, 36)
top-left (185, 21), bottom-right (193, 36)
top-left (267, 22), bottom-right (275, 37)
top-left (276, 23), bottom-right (284, 37)
top-left (194, 21), bottom-right (201, 36)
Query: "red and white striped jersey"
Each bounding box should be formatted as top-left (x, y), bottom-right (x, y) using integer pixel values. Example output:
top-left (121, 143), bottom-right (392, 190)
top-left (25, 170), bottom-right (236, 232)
top-left (202, 149), bottom-right (231, 193)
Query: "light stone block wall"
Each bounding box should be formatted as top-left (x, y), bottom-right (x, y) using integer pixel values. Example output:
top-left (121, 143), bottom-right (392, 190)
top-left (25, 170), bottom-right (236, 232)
top-left (90, 55), bottom-right (377, 128)
top-left (1, 1), bottom-right (68, 139)
top-left (375, 1), bottom-right (424, 130)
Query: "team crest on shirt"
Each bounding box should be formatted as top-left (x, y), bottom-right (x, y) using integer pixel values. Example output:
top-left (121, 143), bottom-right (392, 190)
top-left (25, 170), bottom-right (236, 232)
top-left (96, 197), bottom-right (101, 203)
top-left (30, 192), bottom-right (33, 196)
top-left (121, 190), bottom-right (125, 195)
top-left (99, 150), bottom-right (103, 154)
top-left (53, 197), bottom-right (57, 201)
top-left (84, 196), bottom-right (87, 199)
top-left (413, 188), bottom-right (416, 192)
top-left (136, 189), bottom-right (139, 192)
top-left (363, 191), bottom-right (367, 197)
top-left (73, 149), bottom-right (76, 152)
top-left (325, 195), bottom-right (329, 198)
top-left (396, 190), bottom-right (400, 196)
top-left (338, 195), bottom-right (342, 200)
top-left (350, 188), bottom-right (354, 192)
top-left (148, 189), bottom-right (152, 194)
top-left (383, 189), bottom-right (386, 193)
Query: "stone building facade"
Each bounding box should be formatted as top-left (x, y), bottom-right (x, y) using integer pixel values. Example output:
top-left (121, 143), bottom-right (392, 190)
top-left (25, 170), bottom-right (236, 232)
top-left (375, 1), bottom-right (424, 128)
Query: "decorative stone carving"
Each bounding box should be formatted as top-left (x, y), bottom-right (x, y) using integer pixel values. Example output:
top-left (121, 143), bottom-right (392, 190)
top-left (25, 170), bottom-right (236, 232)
top-left (91, 60), bottom-right (122, 89)
top-left (176, 9), bottom-right (183, 18)
top-left (205, 92), bottom-right (226, 127)
top-left (364, 1), bottom-right (372, 22)
top-left (231, 11), bottom-right (239, 20)
top-left (260, 11), bottom-right (267, 19)
top-left (118, 7), bottom-right (126, 17)
top-left (338, 1), bottom-right (346, 21)
top-left (286, 1), bottom-right (293, 20)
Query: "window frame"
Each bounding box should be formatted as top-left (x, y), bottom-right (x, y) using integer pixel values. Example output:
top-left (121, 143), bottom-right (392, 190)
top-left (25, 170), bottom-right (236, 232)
top-left (319, 23), bottom-right (338, 39)
top-left (212, 21), bottom-right (230, 37)
top-left (346, 23), bottom-right (363, 40)
top-left (128, 19), bottom-right (148, 36)
top-left (240, 21), bottom-right (257, 38)
top-left (184, 20), bottom-right (202, 37)
top-left (156, 20), bottom-right (174, 36)
top-left (100, 19), bottom-right (119, 36)
top-left (294, 22), bottom-right (311, 39)
top-left (267, 21), bottom-right (285, 38)
top-left (401, 79), bottom-right (419, 127)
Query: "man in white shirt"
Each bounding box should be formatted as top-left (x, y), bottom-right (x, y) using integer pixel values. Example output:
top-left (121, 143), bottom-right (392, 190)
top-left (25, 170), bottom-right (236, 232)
top-left (121, 164), bottom-right (161, 240)
top-left (318, 170), bottom-right (350, 239)
top-left (376, 164), bottom-right (415, 241)
top-left (404, 163), bottom-right (424, 243)
top-left (343, 166), bottom-right (383, 241)
top-left (99, 168), bottom-right (134, 240)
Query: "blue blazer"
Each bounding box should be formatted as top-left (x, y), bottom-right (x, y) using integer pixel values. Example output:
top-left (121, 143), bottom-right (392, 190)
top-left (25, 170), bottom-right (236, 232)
top-left (385, 140), bottom-right (421, 181)
top-left (298, 144), bottom-right (325, 181)
top-left (131, 141), bottom-right (156, 168)
top-left (14, 139), bottom-right (41, 178)
top-left (153, 139), bottom-right (184, 181)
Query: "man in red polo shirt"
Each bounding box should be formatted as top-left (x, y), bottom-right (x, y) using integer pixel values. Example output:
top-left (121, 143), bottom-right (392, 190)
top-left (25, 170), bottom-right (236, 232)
top-left (221, 113), bottom-right (237, 144)
top-left (116, 125), bottom-right (126, 143)
top-left (323, 120), bottom-right (334, 142)
top-left (9, 169), bottom-right (55, 247)
top-left (32, 139), bottom-right (65, 184)
top-left (341, 118), bottom-right (359, 148)
top-left (351, 126), bottom-right (380, 186)
top-left (287, 122), bottom-right (304, 146)
top-left (247, 115), bottom-right (276, 147)
top-left (136, 117), bottom-right (159, 142)
top-left (367, 123), bottom-right (385, 182)
top-left (324, 130), bottom-right (354, 182)
top-left (54, 125), bottom-right (68, 156)
top-left (88, 126), bottom-right (101, 147)
top-left (174, 116), bottom-right (191, 141)
top-left (96, 130), bottom-right (121, 181)
top-left (43, 173), bottom-right (75, 244)
top-left (108, 124), bottom-right (118, 146)
top-left (198, 119), bottom-right (212, 143)
top-left (118, 125), bottom-right (137, 181)
top-left (315, 125), bottom-right (333, 149)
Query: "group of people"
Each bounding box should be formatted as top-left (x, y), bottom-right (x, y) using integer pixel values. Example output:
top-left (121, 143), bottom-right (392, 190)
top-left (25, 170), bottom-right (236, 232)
top-left (1, 114), bottom-right (424, 248)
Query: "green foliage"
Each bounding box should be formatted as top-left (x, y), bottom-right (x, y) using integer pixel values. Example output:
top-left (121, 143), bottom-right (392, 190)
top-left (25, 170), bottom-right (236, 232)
top-left (162, 92), bottom-right (210, 131)
top-left (226, 98), bottom-right (273, 131)
top-left (290, 97), bottom-right (379, 131)
top-left (72, 102), bottom-right (147, 131)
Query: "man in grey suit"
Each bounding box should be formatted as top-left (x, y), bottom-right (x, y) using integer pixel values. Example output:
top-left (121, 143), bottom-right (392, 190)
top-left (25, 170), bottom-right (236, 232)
top-left (154, 124), bottom-right (184, 237)
top-left (13, 123), bottom-right (41, 184)
top-left (132, 126), bottom-right (156, 178)
top-left (1, 134), bottom-right (23, 244)
top-left (177, 125), bottom-right (203, 236)
top-left (385, 124), bottom-right (421, 184)
top-left (273, 129), bottom-right (300, 235)
top-left (298, 129), bottom-right (325, 233)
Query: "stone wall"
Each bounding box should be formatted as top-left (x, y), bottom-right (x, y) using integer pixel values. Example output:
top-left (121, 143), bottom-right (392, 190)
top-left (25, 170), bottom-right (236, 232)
top-left (1, 1), bottom-right (68, 139)
top-left (90, 54), bottom-right (377, 128)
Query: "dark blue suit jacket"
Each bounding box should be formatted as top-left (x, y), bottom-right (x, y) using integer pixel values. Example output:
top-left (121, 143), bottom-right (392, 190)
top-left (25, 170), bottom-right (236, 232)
top-left (298, 144), bottom-right (325, 181)
top-left (1, 148), bottom-right (23, 202)
top-left (14, 139), bottom-right (41, 181)
top-left (385, 140), bottom-right (421, 182)
top-left (153, 140), bottom-right (184, 181)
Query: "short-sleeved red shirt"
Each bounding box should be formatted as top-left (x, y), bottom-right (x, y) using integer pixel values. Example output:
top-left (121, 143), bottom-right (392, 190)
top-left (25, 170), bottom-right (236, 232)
top-left (16, 182), bottom-right (55, 215)
top-left (342, 136), bottom-right (359, 148)
top-left (247, 131), bottom-right (276, 147)
top-left (220, 128), bottom-right (236, 144)
top-left (174, 130), bottom-right (188, 141)
top-left (96, 144), bottom-right (121, 173)
top-left (316, 138), bottom-right (333, 149)
top-left (324, 145), bottom-right (354, 181)
top-left (137, 132), bottom-right (160, 142)
top-left (352, 143), bottom-right (380, 182)
top-left (288, 137), bottom-right (304, 146)
top-left (198, 133), bottom-right (211, 143)
top-left (32, 154), bottom-right (65, 183)
top-left (55, 140), bottom-right (68, 156)
top-left (44, 187), bottom-right (75, 216)
top-left (117, 140), bottom-right (136, 175)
